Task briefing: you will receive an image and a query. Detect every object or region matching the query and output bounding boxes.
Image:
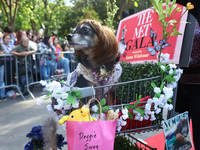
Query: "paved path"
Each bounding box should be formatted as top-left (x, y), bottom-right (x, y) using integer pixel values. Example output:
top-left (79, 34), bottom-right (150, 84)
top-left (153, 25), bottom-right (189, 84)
top-left (0, 85), bottom-right (163, 150)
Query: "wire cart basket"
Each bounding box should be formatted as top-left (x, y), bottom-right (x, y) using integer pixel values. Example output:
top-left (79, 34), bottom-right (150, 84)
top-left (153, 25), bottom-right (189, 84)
top-left (51, 74), bottom-right (164, 149)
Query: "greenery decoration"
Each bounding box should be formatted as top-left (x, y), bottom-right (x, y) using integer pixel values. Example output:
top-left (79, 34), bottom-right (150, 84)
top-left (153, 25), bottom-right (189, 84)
top-left (114, 136), bottom-right (143, 150)
top-left (116, 61), bottom-right (161, 104)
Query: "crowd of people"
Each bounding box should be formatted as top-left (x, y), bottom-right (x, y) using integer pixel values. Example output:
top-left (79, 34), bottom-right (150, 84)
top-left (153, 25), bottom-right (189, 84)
top-left (0, 26), bottom-right (72, 99)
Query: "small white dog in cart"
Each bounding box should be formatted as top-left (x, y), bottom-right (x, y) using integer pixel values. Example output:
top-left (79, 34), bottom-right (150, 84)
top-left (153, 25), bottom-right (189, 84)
top-left (66, 19), bottom-right (122, 105)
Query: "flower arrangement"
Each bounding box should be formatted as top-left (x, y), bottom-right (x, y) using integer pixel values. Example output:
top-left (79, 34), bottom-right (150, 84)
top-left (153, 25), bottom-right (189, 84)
top-left (24, 125), bottom-right (67, 150)
top-left (149, 0), bottom-right (194, 61)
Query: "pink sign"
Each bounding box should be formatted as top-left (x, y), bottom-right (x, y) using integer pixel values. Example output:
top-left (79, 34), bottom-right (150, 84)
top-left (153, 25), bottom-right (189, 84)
top-left (67, 120), bottom-right (117, 150)
top-left (116, 3), bottom-right (188, 64)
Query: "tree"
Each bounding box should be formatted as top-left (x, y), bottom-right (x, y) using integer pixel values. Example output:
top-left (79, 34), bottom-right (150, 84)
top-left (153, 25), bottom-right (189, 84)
top-left (0, 0), bottom-right (20, 31)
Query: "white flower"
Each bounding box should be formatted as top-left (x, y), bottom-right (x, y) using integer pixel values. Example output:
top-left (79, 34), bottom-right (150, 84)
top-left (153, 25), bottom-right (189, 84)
top-left (61, 92), bottom-right (68, 99)
top-left (92, 105), bottom-right (98, 112)
top-left (51, 91), bottom-right (62, 99)
top-left (134, 115), bottom-right (140, 120)
top-left (173, 76), bottom-right (179, 82)
top-left (115, 109), bottom-right (119, 114)
top-left (169, 69), bottom-right (173, 74)
top-left (54, 105), bottom-right (62, 110)
top-left (121, 114), bottom-right (129, 120)
top-left (116, 126), bottom-right (122, 132)
top-left (163, 86), bottom-right (173, 99)
top-left (46, 104), bottom-right (53, 112)
top-left (167, 82), bottom-right (177, 89)
top-left (122, 108), bottom-right (128, 115)
top-left (147, 98), bottom-right (153, 104)
top-left (121, 120), bottom-right (127, 126)
top-left (132, 110), bottom-right (138, 114)
top-left (159, 94), bottom-right (165, 101)
top-left (61, 86), bottom-right (71, 92)
top-left (57, 98), bottom-right (65, 105)
top-left (117, 118), bottom-right (122, 126)
top-left (36, 97), bottom-right (44, 105)
top-left (72, 100), bottom-right (79, 108)
top-left (145, 103), bottom-right (151, 111)
top-left (39, 80), bottom-right (47, 86)
top-left (157, 53), bottom-right (170, 63)
top-left (169, 63), bottom-right (177, 69)
top-left (63, 103), bottom-right (71, 110)
top-left (152, 97), bottom-right (161, 106)
top-left (102, 113), bottom-right (107, 121)
top-left (91, 113), bottom-right (99, 120)
top-left (154, 87), bottom-right (161, 94)
top-left (139, 116), bottom-right (143, 121)
top-left (150, 112), bottom-right (156, 121)
top-left (155, 108), bottom-right (161, 114)
top-left (176, 68), bottom-right (183, 75)
top-left (144, 114), bottom-right (149, 120)
top-left (168, 104), bottom-right (173, 110)
top-left (83, 104), bottom-right (89, 108)
top-left (160, 65), bottom-right (165, 71)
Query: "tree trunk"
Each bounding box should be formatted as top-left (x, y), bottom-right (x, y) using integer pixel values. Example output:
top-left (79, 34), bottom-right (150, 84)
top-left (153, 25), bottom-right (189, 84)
top-left (119, 0), bottom-right (127, 19)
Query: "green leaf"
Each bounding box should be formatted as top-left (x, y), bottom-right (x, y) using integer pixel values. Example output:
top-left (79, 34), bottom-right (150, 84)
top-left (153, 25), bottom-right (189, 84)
top-left (134, 107), bottom-right (145, 117)
top-left (102, 106), bottom-right (110, 113)
top-left (151, 82), bottom-right (157, 89)
top-left (47, 91), bottom-right (53, 96)
top-left (100, 99), bottom-right (106, 106)
top-left (167, 99), bottom-right (172, 102)
top-left (170, 30), bottom-right (182, 36)
top-left (128, 111), bottom-right (134, 120)
top-left (159, 15), bottom-right (165, 22)
top-left (169, 19), bottom-right (177, 23)
top-left (66, 93), bottom-right (76, 104)
top-left (157, 62), bottom-right (162, 67)
top-left (44, 97), bottom-right (50, 100)
top-left (160, 81), bottom-right (165, 89)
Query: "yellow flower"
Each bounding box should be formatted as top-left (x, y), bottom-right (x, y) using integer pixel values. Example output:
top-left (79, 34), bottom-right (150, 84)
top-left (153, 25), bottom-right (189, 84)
top-left (186, 2), bottom-right (194, 10)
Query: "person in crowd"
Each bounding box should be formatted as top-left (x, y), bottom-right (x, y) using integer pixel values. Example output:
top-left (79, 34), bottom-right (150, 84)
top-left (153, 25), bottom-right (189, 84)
top-left (27, 29), bottom-right (33, 35)
top-left (37, 35), bottom-right (56, 91)
top-left (28, 32), bottom-right (37, 50)
top-left (62, 43), bottom-right (76, 72)
top-left (2, 34), bottom-right (16, 94)
top-left (52, 36), bottom-right (70, 74)
top-left (0, 43), bottom-right (6, 100)
top-left (16, 30), bottom-right (27, 45)
top-left (27, 32), bottom-right (32, 40)
top-left (10, 37), bottom-right (36, 96)
top-left (36, 31), bottom-right (42, 44)
top-left (0, 32), bottom-right (3, 43)
top-left (3, 26), bottom-right (16, 47)
top-left (32, 34), bottom-right (37, 43)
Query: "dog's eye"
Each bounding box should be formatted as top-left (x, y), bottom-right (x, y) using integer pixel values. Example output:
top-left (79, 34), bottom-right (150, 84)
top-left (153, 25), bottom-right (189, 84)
top-left (83, 27), bottom-right (90, 32)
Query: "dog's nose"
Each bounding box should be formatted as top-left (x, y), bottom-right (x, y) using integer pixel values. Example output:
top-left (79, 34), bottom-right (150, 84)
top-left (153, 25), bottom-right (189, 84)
top-left (66, 34), bottom-right (74, 40)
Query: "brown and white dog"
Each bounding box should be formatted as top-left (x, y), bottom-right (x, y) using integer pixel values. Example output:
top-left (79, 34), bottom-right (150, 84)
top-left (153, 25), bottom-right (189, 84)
top-left (66, 19), bottom-right (122, 105)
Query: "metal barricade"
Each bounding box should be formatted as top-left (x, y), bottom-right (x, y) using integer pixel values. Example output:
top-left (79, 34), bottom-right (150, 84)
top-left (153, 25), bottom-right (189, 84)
top-left (0, 54), bottom-right (25, 100)
top-left (22, 51), bottom-right (77, 100)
